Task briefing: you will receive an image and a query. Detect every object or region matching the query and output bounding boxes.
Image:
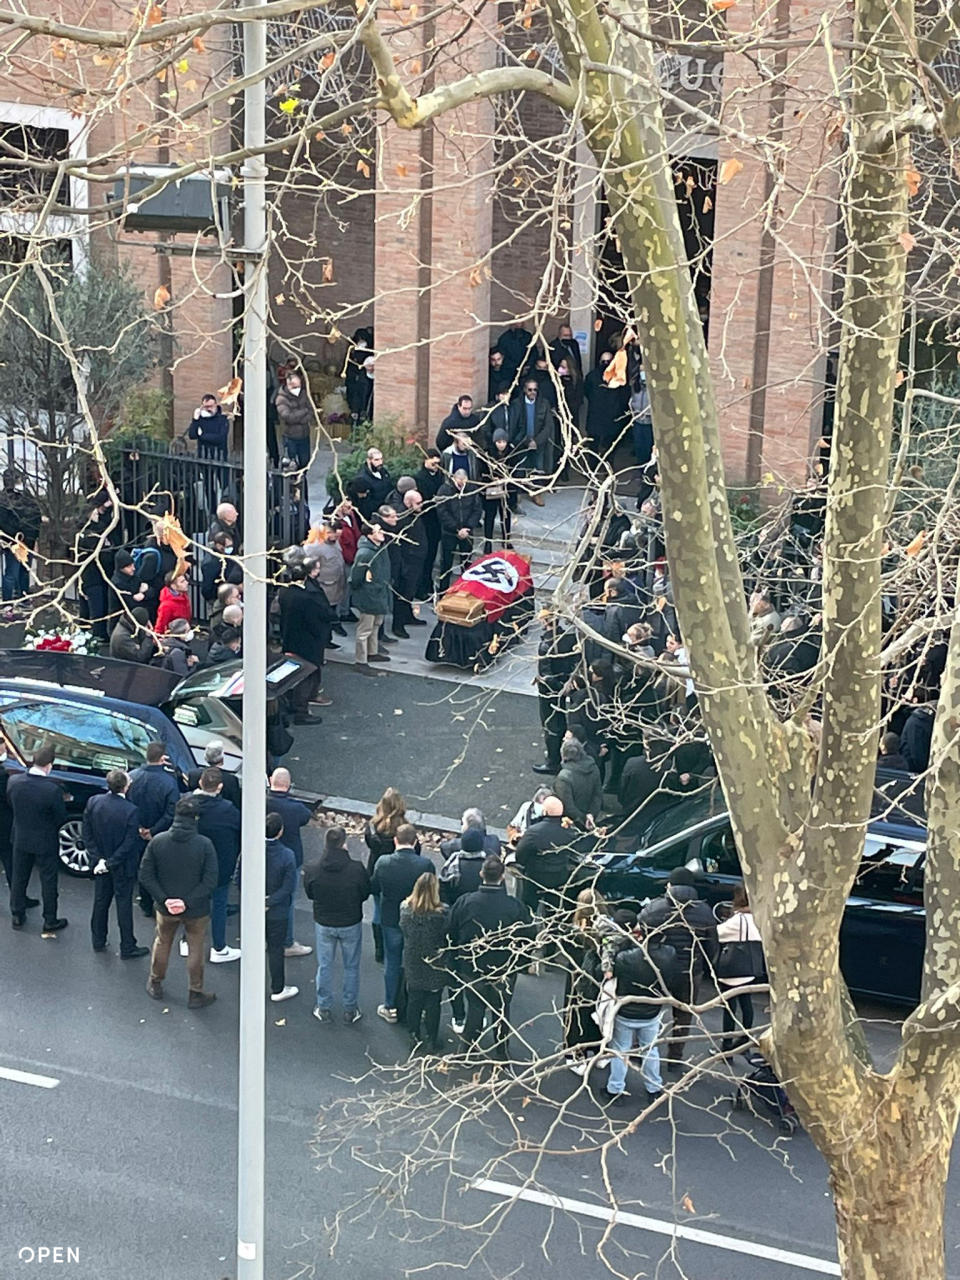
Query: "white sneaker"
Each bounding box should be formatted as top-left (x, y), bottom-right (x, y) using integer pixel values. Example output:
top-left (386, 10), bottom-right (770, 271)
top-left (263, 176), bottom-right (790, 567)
top-left (377, 1005), bottom-right (398, 1023)
top-left (451, 1019), bottom-right (466, 1035)
top-left (178, 938), bottom-right (189, 958)
top-left (284, 942), bottom-right (313, 958)
top-left (209, 946), bottom-right (241, 964)
top-left (568, 1059), bottom-right (589, 1077)
top-left (270, 985), bottom-right (299, 1002)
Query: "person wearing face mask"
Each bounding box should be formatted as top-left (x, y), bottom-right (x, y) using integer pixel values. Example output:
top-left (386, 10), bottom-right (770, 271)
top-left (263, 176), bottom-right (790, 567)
top-left (200, 531), bottom-right (243, 603)
top-left (186, 394), bottom-right (230, 460)
top-left (158, 618), bottom-right (199, 677)
top-left (274, 370), bottom-right (316, 471)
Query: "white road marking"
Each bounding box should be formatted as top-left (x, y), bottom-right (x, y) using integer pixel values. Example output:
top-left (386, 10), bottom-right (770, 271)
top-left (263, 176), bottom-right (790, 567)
top-left (0, 1065), bottom-right (60, 1090)
top-left (472, 1178), bottom-right (841, 1276)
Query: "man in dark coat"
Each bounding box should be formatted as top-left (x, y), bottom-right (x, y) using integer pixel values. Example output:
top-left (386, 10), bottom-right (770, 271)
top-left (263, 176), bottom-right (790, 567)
top-left (900, 700), bottom-right (936, 774)
top-left (279, 562), bottom-right (335, 720)
top-left (370, 823), bottom-right (434, 1021)
top-left (0, 745), bottom-right (15, 896)
top-left (436, 470), bottom-right (482, 590)
top-left (495, 323), bottom-right (534, 382)
top-left (533, 614), bottom-right (579, 774)
top-left (487, 348), bottom-right (512, 401)
top-left (446, 855), bottom-right (534, 1059)
top-left (84, 769), bottom-right (149, 958)
top-left (508, 377), bottom-right (555, 490)
top-left (583, 352), bottom-right (630, 457)
top-left (139, 796), bottom-right (218, 1007)
top-left (303, 825), bottom-right (371, 1022)
top-left (186, 394), bottom-right (231, 459)
top-left (513, 796), bottom-right (578, 914)
top-left (393, 491), bottom-right (431, 637)
top-left (129, 742), bottom-right (183, 917)
top-left (639, 868), bottom-right (719, 1071)
top-left (109, 606), bottom-right (157, 664)
top-left (8, 743), bottom-right (67, 931)
top-left (436, 396), bottom-right (482, 452)
top-left (550, 324), bottom-right (583, 379)
top-left (186, 741), bottom-right (241, 809)
top-left (354, 447), bottom-right (393, 520)
top-left (413, 450), bottom-right (445, 596)
top-left (266, 766), bottom-right (315, 956)
top-left (192, 767), bottom-right (242, 963)
top-left (350, 524), bottom-right (394, 673)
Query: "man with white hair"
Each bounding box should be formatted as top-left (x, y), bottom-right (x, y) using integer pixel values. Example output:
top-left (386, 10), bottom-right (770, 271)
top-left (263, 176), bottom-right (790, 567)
top-left (209, 502), bottom-right (241, 546)
top-left (186, 741), bottom-right (240, 810)
top-left (266, 767), bottom-right (314, 958)
top-left (440, 807), bottom-right (501, 861)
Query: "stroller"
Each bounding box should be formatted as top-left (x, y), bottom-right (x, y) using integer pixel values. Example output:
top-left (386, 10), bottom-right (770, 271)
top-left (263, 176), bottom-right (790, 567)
top-left (732, 1049), bottom-right (799, 1136)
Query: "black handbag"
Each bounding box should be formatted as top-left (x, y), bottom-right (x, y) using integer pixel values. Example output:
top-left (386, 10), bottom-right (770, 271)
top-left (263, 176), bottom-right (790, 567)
top-left (716, 914), bottom-right (765, 980)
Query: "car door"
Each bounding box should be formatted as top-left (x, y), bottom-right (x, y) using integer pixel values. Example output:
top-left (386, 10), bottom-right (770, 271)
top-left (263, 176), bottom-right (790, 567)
top-left (688, 824), bottom-right (743, 909)
top-left (839, 832), bottom-right (925, 1004)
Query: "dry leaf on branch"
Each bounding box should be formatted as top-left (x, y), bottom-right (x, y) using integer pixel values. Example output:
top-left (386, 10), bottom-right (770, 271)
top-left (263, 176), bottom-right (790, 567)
top-left (718, 157), bottom-right (743, 185)
top-left (357, 159), bottom-right (371, 179)
top-left (905, 166), bottom-right (922, 197)
top-left (322, 259), bottom-right (335, 282)
top-left (217, 376), bottom-right (243, 405)
top-left (898, 230), bottom-right (916, 253)
top-left (192, 35), bottom-right (206, 54)
top-left (153, 284), bottom-right (171, 310)
top-left (145, 4), bottom-right (164, 25)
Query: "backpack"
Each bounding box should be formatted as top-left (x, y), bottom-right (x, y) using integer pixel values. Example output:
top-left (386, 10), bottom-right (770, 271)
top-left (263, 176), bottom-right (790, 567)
top-left (132, 545), bottom-right (162, 581)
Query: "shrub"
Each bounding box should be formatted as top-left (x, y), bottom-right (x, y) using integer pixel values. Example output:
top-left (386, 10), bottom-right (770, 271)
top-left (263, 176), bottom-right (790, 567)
top-left (325, 417), bottom-right (428, 498)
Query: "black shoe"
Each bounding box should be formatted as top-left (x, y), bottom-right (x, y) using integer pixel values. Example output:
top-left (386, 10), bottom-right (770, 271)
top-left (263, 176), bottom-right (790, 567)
top-left (188, 990), bottom-right (217, 1010)
top-left (392, 626), bottom-right (409, 639)
top-left (24, 896), bottom-right (40, 909)
top-left (408, 618), bottom-right (427, 627)
top-left (326, 642), bottom-right (342, 651)
top-left (42, 918), bottom-right (68, 932)
top-left (380, 634), bottom-right (398, 645)
top-left (294, 714), bottom-right (322, 725)
top-left (605, 1091), bottom-right (630, 1107)
top-left (11, 914), bottom-right (24, 929)
top-left (92, 942), bottom-right (108, 952)
top-left (121, 945), bottom-right (150, 959)
top-left (332, 623), bottom-right (347, 637)
top-left (369, 652), bottom-right (390, 663)
top-left (532, 763), bottom-right (557, 775)
top-left (344, 610), bottom-right (358, 622)
top-left (646, 1089), bottom-right (665, 1102)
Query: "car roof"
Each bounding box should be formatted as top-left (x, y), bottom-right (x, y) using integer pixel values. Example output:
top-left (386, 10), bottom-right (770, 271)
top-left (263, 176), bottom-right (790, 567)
top-left (0, 679), bottom-right (194, 767)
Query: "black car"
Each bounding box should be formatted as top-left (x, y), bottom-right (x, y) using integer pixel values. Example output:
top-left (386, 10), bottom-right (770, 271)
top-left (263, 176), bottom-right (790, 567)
top-left (580, 794), bottom-right (927, 1005)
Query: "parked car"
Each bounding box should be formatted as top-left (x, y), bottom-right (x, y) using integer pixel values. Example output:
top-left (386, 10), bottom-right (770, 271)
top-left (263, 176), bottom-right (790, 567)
top-left (577, 793), bottom-right (927, 1005)
top-left (0, 650), bottom-right (315, 876)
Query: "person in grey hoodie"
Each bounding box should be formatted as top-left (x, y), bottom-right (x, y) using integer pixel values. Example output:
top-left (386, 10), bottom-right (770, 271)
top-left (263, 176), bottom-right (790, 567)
top-left (552, 739), bottom-right (604, 829)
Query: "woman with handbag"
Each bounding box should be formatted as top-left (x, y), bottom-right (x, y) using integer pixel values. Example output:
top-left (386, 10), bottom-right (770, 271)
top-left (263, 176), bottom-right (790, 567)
top-left (716, 884), bottom-right (764, 1055)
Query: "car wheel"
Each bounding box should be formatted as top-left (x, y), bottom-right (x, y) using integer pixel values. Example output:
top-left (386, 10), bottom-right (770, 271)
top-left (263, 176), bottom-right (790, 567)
top-left (59, 819), bottom-right (93, 878)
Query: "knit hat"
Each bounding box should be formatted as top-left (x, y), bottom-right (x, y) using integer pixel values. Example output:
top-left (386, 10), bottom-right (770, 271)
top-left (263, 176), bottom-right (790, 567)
top-left (115, 550), bottom-right (134, 571)
top-left (492, 428), bottom-right (509, 445)
top-left (132, 606), bottom-right (150, 625)
top-left (460, 826), bottom-right (485, 854)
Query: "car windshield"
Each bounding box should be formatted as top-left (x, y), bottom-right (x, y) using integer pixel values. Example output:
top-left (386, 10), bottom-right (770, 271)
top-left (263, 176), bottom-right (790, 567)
top-left (0, 700), bottom-right (155, 773)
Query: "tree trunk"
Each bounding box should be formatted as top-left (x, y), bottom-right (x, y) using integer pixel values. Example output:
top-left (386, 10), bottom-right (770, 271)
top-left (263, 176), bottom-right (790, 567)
top-left (832, 1138), bottom-right (949, 1280)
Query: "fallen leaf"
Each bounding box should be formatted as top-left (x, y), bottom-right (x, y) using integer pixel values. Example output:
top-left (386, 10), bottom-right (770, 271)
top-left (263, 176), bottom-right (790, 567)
top-left (153, 284), bottom-right (171, 310)
top-left (898, 230), bottom-right (916, 253)
top-left (718, 156), bottom-right (743, 185)
top-left (681, 1194), bottom-right (695, 1214)
top-left (274, 292), bottom-right (285, 305)
top-left (275, 1018), bottom-right (286, 1027)
top-left (394, 708), bottom-right (403, 715)
top-left (192, 35), bottom-right (206, 54)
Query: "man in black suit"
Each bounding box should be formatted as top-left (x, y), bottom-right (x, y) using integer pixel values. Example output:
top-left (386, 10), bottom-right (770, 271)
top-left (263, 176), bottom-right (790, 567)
top-left (83, 769), bottom-right (149, 958)
top-left (508, 377), bottom-right (555, 497)
top-left (8, 743), bottom-right (68, 931)
top-left (279, 562), bottom-right (336, 722)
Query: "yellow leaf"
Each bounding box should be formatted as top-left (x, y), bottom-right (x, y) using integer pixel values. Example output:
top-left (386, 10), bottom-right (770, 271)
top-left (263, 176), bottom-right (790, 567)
top-left (899, 230), bottom-right (916, 252)
top-left (278, 97), bottom-right (298, 114)
top-left (718, 156), bottom-right (743, 185)
top-left (274, 292), bottom-right (285, 306)
top-left (681, 1195), bottom-right (695, 1214)
top-left (395, 162), bottom-right (408, 177)
top-left (905, 166), bottom-right (921, 197)
top-left (153, 284), bottom-right (171, 310)
top-left (192, 35), bottom-right (206, 54)
top-left (176, 57), bottom-right (189, 73)
top-left (155, 66), bottom-right (166, 82)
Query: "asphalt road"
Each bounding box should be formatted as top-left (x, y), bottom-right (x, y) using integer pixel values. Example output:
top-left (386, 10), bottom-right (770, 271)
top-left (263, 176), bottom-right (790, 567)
top-left (287, 664), bottom-right (544, 824)
top-left (3, 855), bottom-right (959, 1280)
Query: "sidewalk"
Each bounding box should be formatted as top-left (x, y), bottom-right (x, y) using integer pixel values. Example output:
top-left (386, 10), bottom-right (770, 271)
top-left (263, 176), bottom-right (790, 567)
top-left (305, 443), bottom-right (589, 695)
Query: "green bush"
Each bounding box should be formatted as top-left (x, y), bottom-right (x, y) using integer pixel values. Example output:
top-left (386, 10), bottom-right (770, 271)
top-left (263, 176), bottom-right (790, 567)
top-left (113, 387), bottom-right (173, 443)
top-left (325, 417), bottom-right (428, 498)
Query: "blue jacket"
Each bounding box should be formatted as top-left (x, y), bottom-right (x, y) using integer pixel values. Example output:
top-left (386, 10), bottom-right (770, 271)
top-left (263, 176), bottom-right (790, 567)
top-left (193, 791), bottom-right (241, 887)
top-left (81, 791), bottom-right (143, 878)
top-left (371, 847), bottom-right (435, 928)
top-left (128, 764), bottom-right (181, 837)
top-left (265, 790), bottom-right (312, 865)
top-left (265, 837), bottom-right (298, 917)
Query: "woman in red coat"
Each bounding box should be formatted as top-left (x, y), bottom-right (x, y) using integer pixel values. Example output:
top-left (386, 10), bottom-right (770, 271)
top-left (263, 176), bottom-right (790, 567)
top-left (155, 570), bottom-right (192, 635)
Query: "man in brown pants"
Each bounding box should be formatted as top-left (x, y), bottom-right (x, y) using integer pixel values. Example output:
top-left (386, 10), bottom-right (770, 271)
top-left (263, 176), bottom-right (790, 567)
top-left (139, 796), bottom-right (219, 1008)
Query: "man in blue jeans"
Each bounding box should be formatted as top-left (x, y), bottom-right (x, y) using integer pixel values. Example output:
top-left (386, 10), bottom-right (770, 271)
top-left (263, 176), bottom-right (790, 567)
top-left (192, 768), bottom-right (241, 964)
top-left (370, 823), bottom-right (433, 1023)
top-left (303, 825), bottom-right (371, 1024)
top-left (604, 913), bottom-right (684, 1106)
